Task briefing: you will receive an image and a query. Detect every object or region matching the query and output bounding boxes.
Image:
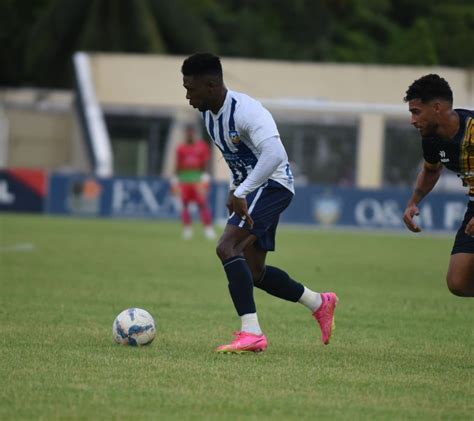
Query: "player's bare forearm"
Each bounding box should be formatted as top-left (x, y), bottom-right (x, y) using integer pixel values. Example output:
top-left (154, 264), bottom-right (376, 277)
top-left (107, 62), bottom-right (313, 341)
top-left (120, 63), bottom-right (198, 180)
top-left (409, 187), bottom-right (428, 207)
top-left (408, 163), bottom-right (442, 206)
top-left (403, 163), bottom-right (441, 233)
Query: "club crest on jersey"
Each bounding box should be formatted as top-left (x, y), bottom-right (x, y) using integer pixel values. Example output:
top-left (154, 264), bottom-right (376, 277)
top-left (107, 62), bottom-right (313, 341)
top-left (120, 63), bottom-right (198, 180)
top-left (229, 130), bottom-right (241, 144)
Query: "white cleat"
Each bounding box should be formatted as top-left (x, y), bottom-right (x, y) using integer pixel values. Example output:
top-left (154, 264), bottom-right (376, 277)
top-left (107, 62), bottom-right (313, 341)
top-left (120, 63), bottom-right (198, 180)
top-left (183, 227), bottom-right (193, 240)
top-left (204, 226), bottom-right (216, 240)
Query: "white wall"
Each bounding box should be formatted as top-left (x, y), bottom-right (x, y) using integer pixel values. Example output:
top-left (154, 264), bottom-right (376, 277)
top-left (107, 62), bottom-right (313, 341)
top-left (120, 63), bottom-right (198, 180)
top-left (90, 53), bottom-right (473, 108)
top-left (0, 89), bottom-right (89, 172)
top-left (88, 53), bottom-right (473, 187)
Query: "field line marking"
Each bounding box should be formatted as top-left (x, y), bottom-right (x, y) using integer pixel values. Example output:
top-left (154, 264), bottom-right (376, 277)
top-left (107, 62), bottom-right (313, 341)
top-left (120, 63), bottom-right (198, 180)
top-left (0, 243), bottom-right (35, 252)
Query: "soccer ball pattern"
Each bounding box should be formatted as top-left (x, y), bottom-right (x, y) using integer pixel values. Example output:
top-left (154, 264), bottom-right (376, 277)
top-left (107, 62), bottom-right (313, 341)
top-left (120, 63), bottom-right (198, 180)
top-left (112, 308), bottom-right (156, 346)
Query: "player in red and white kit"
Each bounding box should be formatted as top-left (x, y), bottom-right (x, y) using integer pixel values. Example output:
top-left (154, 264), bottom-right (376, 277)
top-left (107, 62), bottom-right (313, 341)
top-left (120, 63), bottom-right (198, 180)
top-left (172, 125), bottom-right (216, 239)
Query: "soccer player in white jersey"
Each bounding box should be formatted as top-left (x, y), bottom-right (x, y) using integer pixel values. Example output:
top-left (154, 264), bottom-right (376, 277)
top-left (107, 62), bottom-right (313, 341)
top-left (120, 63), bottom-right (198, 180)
top-left (182, 53), bottom-right (338, 353)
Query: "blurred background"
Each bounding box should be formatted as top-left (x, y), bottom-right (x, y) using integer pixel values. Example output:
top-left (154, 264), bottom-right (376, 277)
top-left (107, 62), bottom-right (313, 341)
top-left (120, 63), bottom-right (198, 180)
top-left (1, 0), bottom-right (473, 230)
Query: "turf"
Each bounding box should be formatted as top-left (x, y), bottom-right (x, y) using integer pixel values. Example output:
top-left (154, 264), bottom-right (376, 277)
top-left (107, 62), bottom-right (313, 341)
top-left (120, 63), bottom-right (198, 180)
top-left (0, 214), bottom-right (472, 420)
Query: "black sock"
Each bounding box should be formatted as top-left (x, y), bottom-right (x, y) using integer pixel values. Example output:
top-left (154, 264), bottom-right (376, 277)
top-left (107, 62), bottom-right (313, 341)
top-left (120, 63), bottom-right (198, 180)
top-left (222, 256), bottom-right (256, 316)
top-left (255, 265), bottom-right (304, 302)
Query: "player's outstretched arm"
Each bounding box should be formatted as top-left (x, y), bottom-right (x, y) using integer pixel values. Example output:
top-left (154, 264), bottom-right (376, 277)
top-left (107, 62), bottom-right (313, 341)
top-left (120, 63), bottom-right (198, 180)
top-left (403, 161), bottom-right (442, 232)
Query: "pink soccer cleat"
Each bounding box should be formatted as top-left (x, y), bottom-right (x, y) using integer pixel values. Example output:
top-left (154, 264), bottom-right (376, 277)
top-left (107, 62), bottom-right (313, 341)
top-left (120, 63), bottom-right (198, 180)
top-left (215, 331), bottom-right (268, 354)
top-left (313, 292), bottom-right (339, 345)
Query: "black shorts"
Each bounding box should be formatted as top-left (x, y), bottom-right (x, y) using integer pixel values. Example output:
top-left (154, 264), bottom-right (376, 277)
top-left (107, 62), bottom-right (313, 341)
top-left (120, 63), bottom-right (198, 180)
top-left (451, 200), bottom-right (474, 254)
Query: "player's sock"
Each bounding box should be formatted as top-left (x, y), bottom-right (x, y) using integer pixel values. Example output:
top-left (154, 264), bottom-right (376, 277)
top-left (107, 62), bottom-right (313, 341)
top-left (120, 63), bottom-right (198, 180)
top-left (255, 265), bottom-right (305, 302)
top-left (222, 256), bottom-right (257, 316)
top-left (182, 206), bottom-right (192, 225)
top-left (240, 312), bottom-right (262, 335)
top-left (200, 205), bottom-right (213, 226)
top-left (298, 287), bottom-right (322, 312)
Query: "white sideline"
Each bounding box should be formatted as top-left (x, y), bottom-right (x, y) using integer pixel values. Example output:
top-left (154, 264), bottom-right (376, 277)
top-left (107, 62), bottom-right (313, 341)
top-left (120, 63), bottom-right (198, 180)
top-left (0, 243), bottom-right (35, 252)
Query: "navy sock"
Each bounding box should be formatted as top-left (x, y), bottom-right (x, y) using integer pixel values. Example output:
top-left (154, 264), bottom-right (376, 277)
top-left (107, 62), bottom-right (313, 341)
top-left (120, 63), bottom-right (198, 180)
top-left (255, 266), bottom-right (305, 302)
top-left (222, 256), bottom-right (256, 316)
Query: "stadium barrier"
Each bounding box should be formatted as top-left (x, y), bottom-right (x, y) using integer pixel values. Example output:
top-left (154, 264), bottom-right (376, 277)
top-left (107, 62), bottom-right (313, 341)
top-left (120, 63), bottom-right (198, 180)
top-left (42, 173), bottom-right (467, 232)
top-left (0, 170), bottom-right (466, 232)
top-left (0, 168), bottom-right (48, 213)
top-left (281, 183), bottom-right (466, 232)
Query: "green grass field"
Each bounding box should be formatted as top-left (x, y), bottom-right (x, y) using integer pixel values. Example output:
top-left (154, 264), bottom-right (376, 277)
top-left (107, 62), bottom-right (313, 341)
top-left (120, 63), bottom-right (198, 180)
top-left (0, 214), bottom-right (472, 420)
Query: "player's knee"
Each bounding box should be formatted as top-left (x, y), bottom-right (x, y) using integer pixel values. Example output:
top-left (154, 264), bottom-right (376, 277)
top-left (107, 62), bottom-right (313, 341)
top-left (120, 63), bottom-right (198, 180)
top-left (446, 275), bottom-right (474, 297)
top-left (250, 267), bottom-right (265, 284)
top-left (216, 241), bottom-right (233, 262)
top-left (447, 281), bottom-right (464, 296)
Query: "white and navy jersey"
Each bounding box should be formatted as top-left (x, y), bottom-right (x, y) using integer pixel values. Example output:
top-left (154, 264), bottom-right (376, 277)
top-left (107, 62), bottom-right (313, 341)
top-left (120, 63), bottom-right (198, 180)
top-left (201, 90), bottom-right (294, 194)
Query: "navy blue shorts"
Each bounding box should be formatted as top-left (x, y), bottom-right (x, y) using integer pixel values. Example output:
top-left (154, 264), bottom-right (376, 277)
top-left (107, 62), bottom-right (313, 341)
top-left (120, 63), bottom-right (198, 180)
top-left (228, 180), bottom-right (294, 251)
top-left (451, 200), bottom-right (474, 254)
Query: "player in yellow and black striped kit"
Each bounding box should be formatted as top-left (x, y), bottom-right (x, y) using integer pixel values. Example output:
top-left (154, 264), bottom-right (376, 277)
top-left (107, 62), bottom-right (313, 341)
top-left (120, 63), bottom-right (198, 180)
top-left (403, 74), bottom-right (474, 297)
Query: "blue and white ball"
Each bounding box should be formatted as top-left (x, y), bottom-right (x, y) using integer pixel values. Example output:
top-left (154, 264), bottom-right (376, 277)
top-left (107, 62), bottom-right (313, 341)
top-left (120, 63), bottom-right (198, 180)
top-left (112, 308), bottom-right (156, 346)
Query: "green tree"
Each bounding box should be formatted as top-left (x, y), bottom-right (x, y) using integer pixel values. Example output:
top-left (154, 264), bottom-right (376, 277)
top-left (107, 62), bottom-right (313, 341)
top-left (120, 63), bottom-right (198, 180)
top-left (149, 0), bottom-right (218, 54)
top-left (1, 0), bottom-right (473, 88)
top-left (328, 0), bottom-right (401, 63)
top-left (430, 3), bottom-right (474, 66)
top-left (198, 0), bottom-right (334, 61)
top-left (383, 19), bottom-right (438, 65)
top-left (0, 0), bottom-right (52, 86)
top-left (24, 0), bottom-right (167, 87)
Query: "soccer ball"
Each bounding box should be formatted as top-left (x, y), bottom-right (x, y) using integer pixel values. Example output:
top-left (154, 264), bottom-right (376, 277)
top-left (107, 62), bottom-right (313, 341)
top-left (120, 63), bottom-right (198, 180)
top-left (112, 308), bottom-right (156, 346)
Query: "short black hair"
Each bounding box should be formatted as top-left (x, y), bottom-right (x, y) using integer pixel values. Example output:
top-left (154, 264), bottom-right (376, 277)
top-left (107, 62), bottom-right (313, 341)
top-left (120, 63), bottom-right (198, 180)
top-left (404, 74), bottom-right (453, 104)
top-left (181, 53), bottom-right (223, 79)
